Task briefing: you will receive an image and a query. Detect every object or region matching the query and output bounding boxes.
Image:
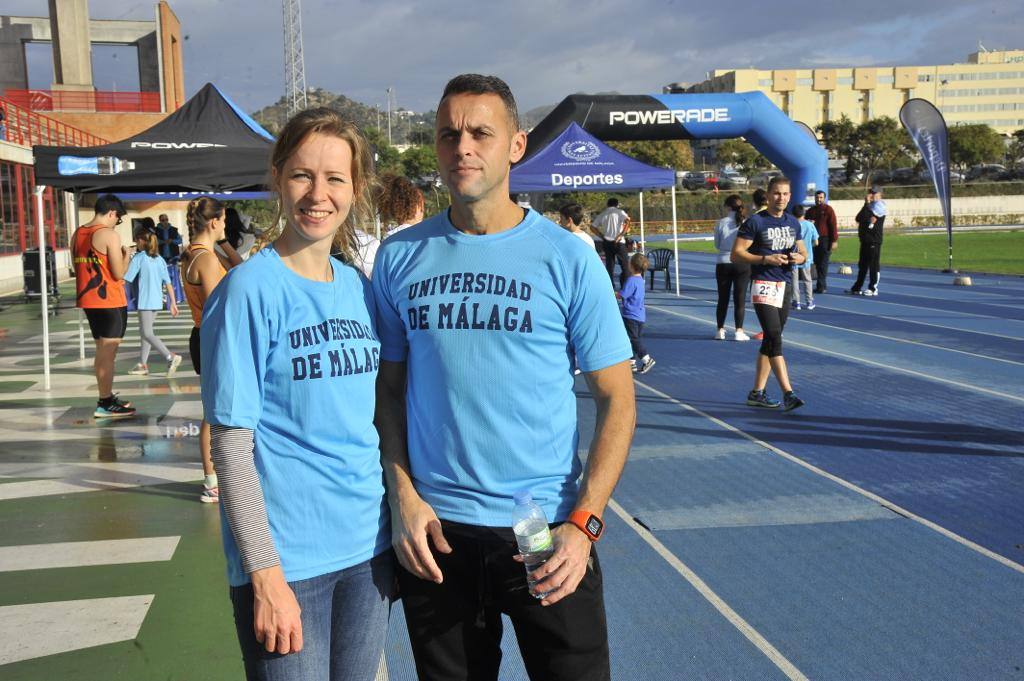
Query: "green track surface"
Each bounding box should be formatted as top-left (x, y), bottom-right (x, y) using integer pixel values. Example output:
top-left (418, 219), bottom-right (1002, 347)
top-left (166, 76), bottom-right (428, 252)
top-left (671, 230), bottom-right (1024, 275)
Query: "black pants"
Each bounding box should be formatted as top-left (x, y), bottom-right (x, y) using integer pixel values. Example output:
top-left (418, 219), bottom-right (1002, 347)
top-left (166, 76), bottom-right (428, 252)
top-left (752, 282), bottom-right (791, 358)
top-left (813, 239), bottom-right (832, 291)
top-left (600, 240), bottom-right (629, 290)
top-left (398, 521), bottom-right (610, 681)
top-left (623, 318), bottom-right (647, 360)
top-left (852, 242), bottom-right (881, 292)
top-left (714, 263), bottom-right (750, 329)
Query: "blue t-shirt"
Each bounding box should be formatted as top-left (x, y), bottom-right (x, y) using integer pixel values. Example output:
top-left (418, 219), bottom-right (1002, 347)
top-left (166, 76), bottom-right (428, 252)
top-left (798, 220), bottom-right (818, 269)
top-left (372, 208), bottom-right (632, 526)
top-left (200, 247), bottom-right (389, 586)
top-left (738, 211), bottom-right (803, 282)
top-left (124, 252), bottom-right (170, 310)
top-left (620, 274), bottom-right (646, 322)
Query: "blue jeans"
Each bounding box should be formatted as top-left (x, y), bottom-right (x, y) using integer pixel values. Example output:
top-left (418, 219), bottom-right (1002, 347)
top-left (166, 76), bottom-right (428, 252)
top-left (229, 550), bottom-right (395, 681)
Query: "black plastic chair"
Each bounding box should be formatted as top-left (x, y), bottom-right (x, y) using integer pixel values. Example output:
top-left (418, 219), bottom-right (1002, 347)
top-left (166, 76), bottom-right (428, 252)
top-left (645, 248), bottom-right (674, 290)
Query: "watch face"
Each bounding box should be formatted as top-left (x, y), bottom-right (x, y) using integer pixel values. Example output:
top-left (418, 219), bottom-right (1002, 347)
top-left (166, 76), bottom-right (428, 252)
top-left (586, 516), bottom-right (603, 537)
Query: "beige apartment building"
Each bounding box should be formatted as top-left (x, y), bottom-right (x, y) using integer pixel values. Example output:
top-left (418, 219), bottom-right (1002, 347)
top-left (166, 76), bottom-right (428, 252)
top-left (678, 49), bottom-right (1024, 135)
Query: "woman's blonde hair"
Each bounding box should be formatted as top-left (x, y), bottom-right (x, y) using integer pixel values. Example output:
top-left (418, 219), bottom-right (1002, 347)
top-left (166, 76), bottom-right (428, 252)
top-left (262, 107), bottom-right (376, 261)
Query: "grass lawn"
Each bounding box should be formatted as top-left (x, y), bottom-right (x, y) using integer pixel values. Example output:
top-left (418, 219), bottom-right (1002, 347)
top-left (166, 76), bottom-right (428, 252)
top-left (669, 230), bottom-right (1024, 275)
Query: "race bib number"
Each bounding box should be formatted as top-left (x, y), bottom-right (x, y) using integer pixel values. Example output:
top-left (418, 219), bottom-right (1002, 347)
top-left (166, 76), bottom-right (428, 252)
top-left (752, 280), bottom-right (786, 308)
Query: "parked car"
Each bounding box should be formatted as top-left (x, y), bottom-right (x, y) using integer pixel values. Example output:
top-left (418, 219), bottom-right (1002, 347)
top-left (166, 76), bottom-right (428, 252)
top-left (719, 170), bottom-right (748, 189)
top-left (890, 167), bottom-right (917, 184)
top-left (679, 171), bottom-right (705, 190)
top-left (750, 170), bottom-right (781, 187)
top-left (966, 164), bottom-right (1006, 182)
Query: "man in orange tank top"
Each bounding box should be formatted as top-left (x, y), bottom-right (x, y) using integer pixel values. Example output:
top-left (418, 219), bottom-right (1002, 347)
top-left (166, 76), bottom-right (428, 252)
top-left (72, 194), bottom-right (136, 418)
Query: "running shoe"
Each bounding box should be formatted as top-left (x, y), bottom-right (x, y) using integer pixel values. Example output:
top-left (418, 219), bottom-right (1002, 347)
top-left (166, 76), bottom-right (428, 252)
top-left (864, 289), bottom-right (877, 297)
top-left (806, 303), bottom-right (816, 310)
top-left (714, 328), bottom-right (726, 340)
top-left (752, 331), bottom-right (764, 340)
top-left (630, 360), bottom-right (638, 373)
top-left (746, 390), bottom-right (780, 408)
top-left (793, 302), bottom-right (802, 310)
top-left (109, 393), bottom-right (132, 408)
top-left (639, 357), bottom-right (656, 374)
top-left (734, 330), bottom-right (750, 341)
top-left (128, 364), bottom-right (149, 376)
top-left (94, 400), bottom-right (136, 419)
top-left (847, 288), bottom-right (863, 295)
top-left (200, 487), bottom-right (220, 504)
top-left (167, 353), bottom-right (183, 376)
top-left (783, 391), bottom-right (806, 412)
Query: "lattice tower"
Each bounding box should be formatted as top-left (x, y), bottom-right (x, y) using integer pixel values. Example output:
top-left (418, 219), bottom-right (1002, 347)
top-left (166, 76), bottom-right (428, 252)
top-left (283, 0), bottom-right (307, 116)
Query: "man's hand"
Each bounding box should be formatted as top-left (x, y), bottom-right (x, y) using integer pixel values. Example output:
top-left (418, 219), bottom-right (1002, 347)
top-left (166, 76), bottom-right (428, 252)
top-left (250, 565), bottom-right (303, 655)
top-left (763, 253), bottom-right (788, 266)
top-left (169, 301), bottom-right (180, 317)
top-left (393, 494), bottom-right (451, 583)
top-left (522, 523), bottom-right (592, 606)
top-left (831, 241), bottom-right (838, 251)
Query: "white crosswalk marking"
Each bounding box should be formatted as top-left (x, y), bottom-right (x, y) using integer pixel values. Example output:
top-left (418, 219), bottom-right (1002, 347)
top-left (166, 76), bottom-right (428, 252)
top-left (0, 537), bottom-right (180, 572)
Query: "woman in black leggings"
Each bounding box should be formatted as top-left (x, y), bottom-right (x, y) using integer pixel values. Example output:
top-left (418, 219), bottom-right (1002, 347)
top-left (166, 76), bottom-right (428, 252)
top-left (713, 195), bottom-right (751, 341)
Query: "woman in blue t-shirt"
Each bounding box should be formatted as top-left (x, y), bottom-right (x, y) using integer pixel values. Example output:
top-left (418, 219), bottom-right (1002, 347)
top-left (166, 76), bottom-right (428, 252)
top-left (731, 177), bottom-right (808, 412)
top-left (200, 109), bottom-right (392, 681)
top-left (123, 224), bottom-right (182, 376)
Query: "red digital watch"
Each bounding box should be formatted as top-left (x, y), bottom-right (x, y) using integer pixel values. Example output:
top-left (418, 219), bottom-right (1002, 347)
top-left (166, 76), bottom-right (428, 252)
top-left (569, 510), bottom-right (604, 542)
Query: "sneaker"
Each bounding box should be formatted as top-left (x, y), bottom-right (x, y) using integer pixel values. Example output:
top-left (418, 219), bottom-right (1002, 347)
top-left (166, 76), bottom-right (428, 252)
top-left (864, 289), bottom-right (877, 297)
top-left (746, 390), bottom-right (780, 408)
top-left (639, 357), bottom-right (656, 374)
top-left (714, 328), bottom-right (726, 340)
top-left (806, 303), bottom-right (816, 311)
top-left (630, 360), bottom-right (638, 373)
top-left (167, 353), bottom-right (183, 377)
top-left (752, 331), bottom-right (764, 340)
top-left (128, 364), bottom-right (149, 376)
top-left (734, 330), bottom-right (750, 342)
top-left (94, 400), bottom-right (136, 419)
top-left (783, 391), bottom-right (806, 412)
top-left (200, 487), bottom-right (220, 503)
top-left (793, 302), bottom-right (802, 310)
top-left (573, 368), bottom-right (582, 376)
top-left (110, 393), bottom-right (132, 408)
top-left (847, 288), bottom-right (863, 296)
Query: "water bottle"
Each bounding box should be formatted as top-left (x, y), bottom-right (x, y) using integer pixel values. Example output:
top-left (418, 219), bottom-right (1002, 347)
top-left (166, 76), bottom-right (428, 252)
top-left (512, 490), bottom-right (554, 598)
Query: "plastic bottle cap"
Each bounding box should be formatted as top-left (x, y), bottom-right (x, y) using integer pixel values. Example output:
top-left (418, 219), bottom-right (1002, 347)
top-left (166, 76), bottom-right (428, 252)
top-left (513, 489), bottom-right (532, 505)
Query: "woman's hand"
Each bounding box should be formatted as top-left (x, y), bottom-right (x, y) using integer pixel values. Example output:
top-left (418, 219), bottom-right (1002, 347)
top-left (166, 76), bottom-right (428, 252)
top-left (250, 565), bottom-right (303, 654)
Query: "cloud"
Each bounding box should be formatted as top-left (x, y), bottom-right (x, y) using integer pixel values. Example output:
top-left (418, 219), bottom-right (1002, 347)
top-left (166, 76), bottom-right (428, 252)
top-left (3, 0), bottom-right (1021, 114)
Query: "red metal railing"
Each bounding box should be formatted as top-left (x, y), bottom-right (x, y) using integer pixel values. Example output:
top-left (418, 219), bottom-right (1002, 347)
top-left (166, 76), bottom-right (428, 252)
top-left (3, 89), bottom-right (162, 114)
top-left (0, 96), bottom-right (109, 148)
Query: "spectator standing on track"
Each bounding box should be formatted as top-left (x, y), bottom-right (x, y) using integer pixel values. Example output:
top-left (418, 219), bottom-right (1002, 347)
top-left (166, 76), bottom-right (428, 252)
top-left (155, 214), bottom-right (182, 264)
top-left (558, 202), bottom-right (598, 251)
top-left (124, 225), bottom-right (183, 376)
top-left (373, 73), bottom-right (635, 681)
top-left (791, 205), bottom-right (818, 310)
top-left (805, 190), bottom-right (837, 293)
top-left (181, 197), bottom-right (243, 503)
top-left (849, 186), bottom-right (887, 296)
top-left (751, 187), bottom-right (768, 215)
top-left (731, 176), bottom-right (807, 412)
top-left (72, 194), bottom-right (135, 418)
top-left (619, 253), bottom-right (655, 373)
top-left (713, 194), bottom-right (751, 341)
top-left (592, 197), bottom-right (631, 289)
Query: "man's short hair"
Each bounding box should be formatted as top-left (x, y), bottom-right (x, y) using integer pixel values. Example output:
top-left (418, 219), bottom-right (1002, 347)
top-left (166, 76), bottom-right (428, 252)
top-left (559, 203), bottom-right (584, 226)
top-left (158, 214), bottom-right (169, 221)
top-left (767, 175), bottom-right (791, 191)
top-left (752, 188), bottom-right (767, 207)
top-left (607, 198), bottom-right (619, 207)
top-left (440, 74), bottom-right (520, 131)
top-left (792, 205), bottom-right (806, 218)
top-left (95, 194), bottom-right (126, 217)
top-left (814, 190), bottom-right (825, 197)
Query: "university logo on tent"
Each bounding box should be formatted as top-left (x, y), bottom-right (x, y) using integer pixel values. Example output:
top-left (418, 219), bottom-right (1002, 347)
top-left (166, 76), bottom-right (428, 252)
top-left (561, 140), bottom-right (600, 162)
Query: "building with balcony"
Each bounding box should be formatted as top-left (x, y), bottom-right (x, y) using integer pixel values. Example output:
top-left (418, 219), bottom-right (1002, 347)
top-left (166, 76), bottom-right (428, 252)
top-left (676, 50), bottom-right (1024, 136)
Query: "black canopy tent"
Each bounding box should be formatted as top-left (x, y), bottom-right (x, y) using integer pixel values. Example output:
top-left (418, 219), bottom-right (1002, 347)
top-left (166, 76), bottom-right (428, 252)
top-left (33, 83), bottom-right (274, 193)
top-left (30, 83), bottom-right (275, 388)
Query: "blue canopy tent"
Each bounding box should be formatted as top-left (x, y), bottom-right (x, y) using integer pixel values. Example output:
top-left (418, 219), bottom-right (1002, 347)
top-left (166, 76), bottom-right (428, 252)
top-left (511, 122), bottom-right (681, 293)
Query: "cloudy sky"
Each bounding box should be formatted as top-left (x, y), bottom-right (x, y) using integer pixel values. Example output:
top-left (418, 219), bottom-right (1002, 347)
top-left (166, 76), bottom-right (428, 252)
top-left (7, 0), bottom-right (1022, 115)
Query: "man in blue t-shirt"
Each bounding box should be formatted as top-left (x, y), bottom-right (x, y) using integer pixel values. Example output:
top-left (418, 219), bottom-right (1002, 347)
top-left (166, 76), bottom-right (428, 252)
top-left (373, 74), bottom-right (635, 681)
top-left (731, 176), bottom-right (808, 412)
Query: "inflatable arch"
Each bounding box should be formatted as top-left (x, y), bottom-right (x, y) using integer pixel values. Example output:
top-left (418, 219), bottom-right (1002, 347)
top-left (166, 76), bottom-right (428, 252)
top-left (524, 93), bottom-right (830, 205)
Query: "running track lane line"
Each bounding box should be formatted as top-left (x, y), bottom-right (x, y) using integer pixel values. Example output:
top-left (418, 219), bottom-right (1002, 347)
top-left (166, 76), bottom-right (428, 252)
top-left (606, 499), bottom-right (811, 681)
top-left (674, 283), bottom-right (1024, 366)
top-left (647, 303), bottom-right (1024, 405)
top-left (628, 378), bottom-right (1024, 576)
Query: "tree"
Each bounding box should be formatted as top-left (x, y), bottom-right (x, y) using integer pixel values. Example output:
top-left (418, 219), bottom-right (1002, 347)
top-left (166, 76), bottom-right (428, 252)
top-left (408, 126), bottom-right (434, 146)
top-left (1006, 129), bottom-right (1024, 170)
top-left (816, 114), bottom-right (858, 179)
top-left (364, 127), bottom-right (403, 175)
top-left (607, 139), bottom-right (693, 170)
top-left (716, 139), bottom-right (769, 172)
top-left (949, 123), bottom-right (1006, 171)
top-left (401, 145), bottom-right (438, 181)
top-left (851, 117), bottom-right (913, 186)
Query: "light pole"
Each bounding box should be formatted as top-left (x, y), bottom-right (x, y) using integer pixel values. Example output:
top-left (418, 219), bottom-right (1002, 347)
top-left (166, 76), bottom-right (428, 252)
top-left (386, 87), bottom-right (393, 146)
